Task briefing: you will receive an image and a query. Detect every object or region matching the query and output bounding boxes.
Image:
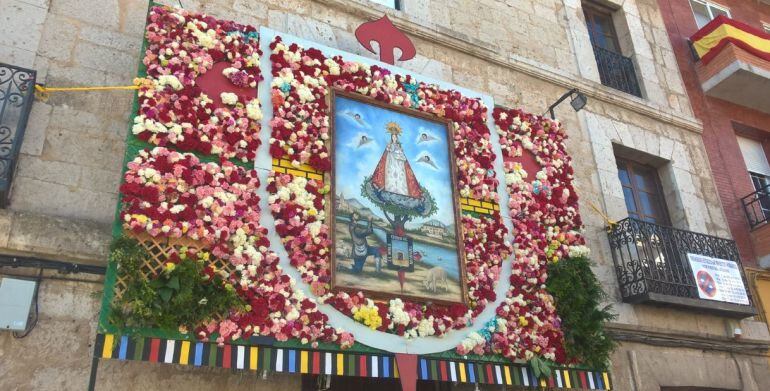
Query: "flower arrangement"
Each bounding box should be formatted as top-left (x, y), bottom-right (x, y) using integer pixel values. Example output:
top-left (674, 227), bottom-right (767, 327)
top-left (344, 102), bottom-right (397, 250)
top-left (134, 6), bottom-right (263, 161)
top-left (454, 107), bottom-right (590, 363)
top-left (265, 36), bottom-right (514, 340)
top-left (268, 37), bottom-right (498, 200)
top-left (120, 147), bottom-right (267, 265)
top-left (118, 146), bottom-right (350, 347)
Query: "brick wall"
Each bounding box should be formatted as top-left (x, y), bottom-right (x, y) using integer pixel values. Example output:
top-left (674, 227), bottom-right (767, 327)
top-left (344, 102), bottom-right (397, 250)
top-left (657, 0), bottom-right (770, 267)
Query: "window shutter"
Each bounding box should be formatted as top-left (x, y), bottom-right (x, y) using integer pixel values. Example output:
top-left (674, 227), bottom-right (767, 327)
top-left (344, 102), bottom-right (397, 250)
top-left (737, 136), bottom-right (770, 176)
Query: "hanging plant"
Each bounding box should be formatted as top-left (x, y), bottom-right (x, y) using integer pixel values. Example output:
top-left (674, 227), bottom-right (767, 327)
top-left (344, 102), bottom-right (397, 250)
top-left (546, 256), bottom-right (617, 370)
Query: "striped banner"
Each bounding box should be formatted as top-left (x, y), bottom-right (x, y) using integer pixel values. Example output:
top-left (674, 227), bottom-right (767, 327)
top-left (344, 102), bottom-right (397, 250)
top-left (416, 357), bottom-right (611, 389)
top-left (94, 334), bottom-right (610, 389)
top-left (691, 15), bottom-right (770, 65)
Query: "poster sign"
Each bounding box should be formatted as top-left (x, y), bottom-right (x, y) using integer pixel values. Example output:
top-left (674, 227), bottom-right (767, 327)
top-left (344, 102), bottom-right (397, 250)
top-left (687, 253), bottom-right (750, 305)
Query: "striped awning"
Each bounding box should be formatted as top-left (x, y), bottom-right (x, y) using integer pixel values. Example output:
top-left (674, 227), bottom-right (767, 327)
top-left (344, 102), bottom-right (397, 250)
top-left (94, 333), bottom-right (611, 389)
top-left (691, 15), bottom-right (770, 64)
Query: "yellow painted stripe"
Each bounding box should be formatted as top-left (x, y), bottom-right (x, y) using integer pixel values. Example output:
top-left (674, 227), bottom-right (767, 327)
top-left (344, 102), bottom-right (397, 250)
top-left (474, 207), bottom-right (490, 214)
top-left (272, 166), bottom-right (286, 173)
top-left (300, 351), bottom-right (309, 373)
top-left (336, 354), bottom-right (344, 376)
top-left (503, 366), bottom-right (512, 385)
top-left (603, 372), bottom-right (611, 390)
top-left (461, 204), bottom-right (474, 212)
top-left (286, 168), bottom-right (307, 178)
top-left (458, 362), bottom-right (466, 382)
top-left (307, 173), bottom-right (323, 181)
top-left (480, 201), bottom-right (494, 209)
top-left (249, 347), bottom-right (258, 370)
top-left (564, 370), bottom-right (571, 388)
top-left (102, 334), bottom-right (114, 358)
top-left (272, 158), bottom-right (279, 166)
top-left (179, 341), bottom-right (190, 365)
top-left (394, 360), bottom-right (399, 378)
top-left (467, 199), bottom-right (481, 206)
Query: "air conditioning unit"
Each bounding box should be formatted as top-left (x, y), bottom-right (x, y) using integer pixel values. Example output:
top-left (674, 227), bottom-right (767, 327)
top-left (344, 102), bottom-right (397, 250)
top-left (0, 277), bottom-right (37, 331)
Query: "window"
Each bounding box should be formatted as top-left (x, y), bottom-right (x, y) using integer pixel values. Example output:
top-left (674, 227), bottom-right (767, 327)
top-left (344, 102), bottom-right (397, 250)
top-left (369, 0), bottom-right (399, 9)
top-left (737, 136), bottom-right (770, 222)
top-left (617, 159), bottom-right (670, 225)
top-left (583, 2), bottom-right (621, 53)
top-left (689, 0), bottom-right (730, 28)
top-left (582, 1), bottom-right (642, 97)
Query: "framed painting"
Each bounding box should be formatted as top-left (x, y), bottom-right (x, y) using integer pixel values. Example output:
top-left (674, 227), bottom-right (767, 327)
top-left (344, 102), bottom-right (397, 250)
top-left (329, 89), bottom-right (467, 305)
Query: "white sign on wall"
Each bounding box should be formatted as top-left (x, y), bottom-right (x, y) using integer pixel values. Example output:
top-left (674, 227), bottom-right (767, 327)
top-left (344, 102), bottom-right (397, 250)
top-left (687, 253), bottom-right (750, 305)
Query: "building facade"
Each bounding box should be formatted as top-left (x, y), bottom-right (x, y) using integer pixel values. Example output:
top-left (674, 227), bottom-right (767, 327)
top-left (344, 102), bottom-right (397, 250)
top-left (0, 0), bottom-right (769, 390)
top-left (656, 0), bottom-right (770, 330)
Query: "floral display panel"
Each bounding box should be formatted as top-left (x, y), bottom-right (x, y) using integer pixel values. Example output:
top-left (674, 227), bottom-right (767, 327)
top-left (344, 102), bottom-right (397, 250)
top-left (329, 91), bottom-right (467, 305)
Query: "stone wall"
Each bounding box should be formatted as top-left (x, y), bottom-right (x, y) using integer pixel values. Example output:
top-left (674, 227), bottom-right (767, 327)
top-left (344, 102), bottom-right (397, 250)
top-left (0, 0), bottom-right (768, 390)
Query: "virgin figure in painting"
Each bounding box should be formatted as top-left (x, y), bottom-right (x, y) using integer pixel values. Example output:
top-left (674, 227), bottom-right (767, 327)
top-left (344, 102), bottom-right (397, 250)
top-left (363, 122), bottom-right (436, 236)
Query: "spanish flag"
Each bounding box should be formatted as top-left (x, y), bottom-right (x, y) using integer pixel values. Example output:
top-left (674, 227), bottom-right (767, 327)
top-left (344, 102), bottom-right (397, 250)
top-left (691, 15), bottom-right (770, 65)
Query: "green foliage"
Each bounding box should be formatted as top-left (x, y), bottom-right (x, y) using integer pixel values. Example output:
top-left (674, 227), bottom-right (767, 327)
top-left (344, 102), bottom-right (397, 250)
top-left (546, 256), bottom-right (617, 370)
top-left (109, 236), bottom-right (245, 332)
top-left (529, 355), bottom-right (553, 380)
top-left (360, 177), bottom-right (437, 220)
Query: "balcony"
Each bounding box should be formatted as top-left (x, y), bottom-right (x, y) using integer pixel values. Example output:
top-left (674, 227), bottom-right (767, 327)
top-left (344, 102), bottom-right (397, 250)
top-left (608, 217), bottom-right (756, 318)
top-left (741, 183), bottom-right (770, 267)
top-left (592, 45), bottom-right (642, 97)
top-left (691, 15), bottom-right (770, 114)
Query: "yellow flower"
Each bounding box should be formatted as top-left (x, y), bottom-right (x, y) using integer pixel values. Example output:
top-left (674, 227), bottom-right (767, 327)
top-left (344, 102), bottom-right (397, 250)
top-left (200, 252), bottom-right (210, 261)
top-left (307, 208), bottom-right (318, 217)
top-left (353, 306), bottom-right (382, 330)
top-left (132, 214), bottom-right (148, 224)
top-left (518, 316), bottom-right (529, 327)
top-left (164, 262), bottom-right (176, 273)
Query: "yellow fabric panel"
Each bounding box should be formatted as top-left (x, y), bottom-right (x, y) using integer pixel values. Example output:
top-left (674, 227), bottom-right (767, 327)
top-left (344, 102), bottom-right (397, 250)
top-left (102, 334), bottom-right (114, 358)
top-left (179, 341), bottom-right (190, 365)
top-left (249, 347), bottom-right (258, 370)
top-left (694, 23), bottom-right (770, 58)
top-left (300, 351), bottom-right (309, 373)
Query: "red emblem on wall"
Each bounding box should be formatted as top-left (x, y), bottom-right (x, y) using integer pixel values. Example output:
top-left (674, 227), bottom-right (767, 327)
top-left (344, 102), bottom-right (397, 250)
top-left (355, 15), bottom-right (416, 65)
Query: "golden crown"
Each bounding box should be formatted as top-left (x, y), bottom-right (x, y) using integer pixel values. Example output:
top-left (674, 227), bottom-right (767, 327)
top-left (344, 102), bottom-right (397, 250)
top-left (386, 122), bottom-right (402, 136)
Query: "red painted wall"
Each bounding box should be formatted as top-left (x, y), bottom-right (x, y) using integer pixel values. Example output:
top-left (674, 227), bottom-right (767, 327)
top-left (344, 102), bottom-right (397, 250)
top-left (657, 0), bottom-right (770, 266)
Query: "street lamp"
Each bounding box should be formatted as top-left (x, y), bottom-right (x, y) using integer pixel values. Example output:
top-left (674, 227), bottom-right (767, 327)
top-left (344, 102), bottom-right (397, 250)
top-left (544, 88), bottom-right (587, 119)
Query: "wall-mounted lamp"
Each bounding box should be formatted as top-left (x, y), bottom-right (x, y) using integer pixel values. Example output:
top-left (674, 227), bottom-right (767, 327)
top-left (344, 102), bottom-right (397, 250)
top-left (544, 88), bottom-right (587, 119)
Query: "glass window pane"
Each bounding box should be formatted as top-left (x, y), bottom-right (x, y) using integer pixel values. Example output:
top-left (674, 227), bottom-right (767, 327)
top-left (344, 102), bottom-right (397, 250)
top-left (709, 6), bottom-right (729, 18)
top-left (617, 165), bottom-right (631, 186)
top-left (639, 192), bottom-right (661, 218)
top-left (623, 187), bottom-right (638, 213)
top-left (690, 0), bottom-right (712, 27)
top-left (633, 170), bottom-right (655, 192)
top-left (369, 0), bottom-right (397, 8)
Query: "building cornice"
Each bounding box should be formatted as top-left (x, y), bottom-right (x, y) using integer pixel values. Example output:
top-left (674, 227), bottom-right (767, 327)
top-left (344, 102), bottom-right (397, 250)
top-left (606, 322), bottom-right (770, 355)
top-left (314, 0), bottom-right (704, 133)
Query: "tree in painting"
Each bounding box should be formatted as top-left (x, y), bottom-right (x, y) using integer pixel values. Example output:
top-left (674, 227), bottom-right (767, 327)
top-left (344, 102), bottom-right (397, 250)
top-left (361, 122), bottom-right (437, 236)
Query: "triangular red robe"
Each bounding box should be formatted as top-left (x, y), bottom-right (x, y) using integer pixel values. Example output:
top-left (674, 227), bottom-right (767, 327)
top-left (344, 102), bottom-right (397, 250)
top-left (370, 146), bottom-right (423, 198)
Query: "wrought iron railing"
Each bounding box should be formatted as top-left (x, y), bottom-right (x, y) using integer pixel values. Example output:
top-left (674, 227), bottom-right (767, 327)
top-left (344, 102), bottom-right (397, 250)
top-left (0, 63), bottom-right (36, 207)
top-left (607, 217), bottom-right (752, 307)
top-left (592, 45), bottom-right (642, 98)
top-left (742, 183), bottom-right (770, 230)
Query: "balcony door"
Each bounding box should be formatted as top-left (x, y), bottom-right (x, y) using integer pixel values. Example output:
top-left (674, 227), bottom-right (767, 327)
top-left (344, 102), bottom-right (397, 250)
top-left (737, 136), bottom-right (770, 225)
top-left (583, 2), bottom-right (621, 53)
top-left (582, 1), bottom-right (642, 97)
top-left (617, 159), bottom-right (670, 226)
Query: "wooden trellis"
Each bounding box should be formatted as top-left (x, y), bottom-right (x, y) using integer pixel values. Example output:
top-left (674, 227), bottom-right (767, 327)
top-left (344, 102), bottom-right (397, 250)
top-left (113, 232), bottom-right (237, 300)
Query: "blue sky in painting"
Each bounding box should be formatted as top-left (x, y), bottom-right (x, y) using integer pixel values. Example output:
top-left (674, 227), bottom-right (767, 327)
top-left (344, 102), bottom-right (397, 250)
top-left (333, 95), bottom-right (456, 228)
